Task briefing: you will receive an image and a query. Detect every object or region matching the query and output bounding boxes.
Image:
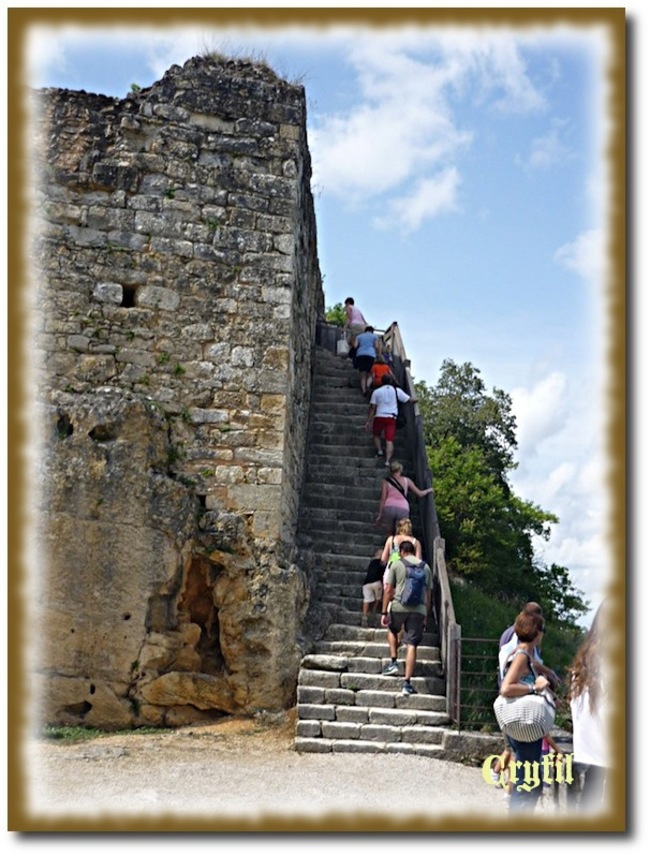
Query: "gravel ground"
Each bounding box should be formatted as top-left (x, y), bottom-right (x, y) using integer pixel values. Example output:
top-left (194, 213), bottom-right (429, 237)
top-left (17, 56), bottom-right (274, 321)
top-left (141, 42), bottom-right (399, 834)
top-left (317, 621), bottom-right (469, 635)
top-left (14, 711), bottom-right (583, 834)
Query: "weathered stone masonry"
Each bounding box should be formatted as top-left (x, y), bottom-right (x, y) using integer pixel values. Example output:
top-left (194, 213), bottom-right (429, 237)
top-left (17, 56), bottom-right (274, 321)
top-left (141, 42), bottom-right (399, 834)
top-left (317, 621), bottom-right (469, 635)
top-left (30, 56), bottom-right (324, 728)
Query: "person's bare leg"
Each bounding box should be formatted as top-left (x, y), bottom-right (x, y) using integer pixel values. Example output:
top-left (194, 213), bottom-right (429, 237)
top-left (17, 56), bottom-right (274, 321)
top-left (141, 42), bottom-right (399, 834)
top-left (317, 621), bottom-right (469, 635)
top-left (404, 645), bottom-right (417, 682)
top-left (387, 629), bottom-right (398, 659)
top-left (385, 438), bottom-right (394, 463)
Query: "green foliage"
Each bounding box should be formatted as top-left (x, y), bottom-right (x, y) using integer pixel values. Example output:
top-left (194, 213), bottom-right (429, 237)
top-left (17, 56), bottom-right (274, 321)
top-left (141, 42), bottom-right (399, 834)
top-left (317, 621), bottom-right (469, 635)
top-left (415, 359), bottom-right (517, 482)
top-left (428, 435), bottom-right (560, 604)
top-left (420, 357), bottom-right (588, 630)
top-left (325, 303), bottom-right (346, 326)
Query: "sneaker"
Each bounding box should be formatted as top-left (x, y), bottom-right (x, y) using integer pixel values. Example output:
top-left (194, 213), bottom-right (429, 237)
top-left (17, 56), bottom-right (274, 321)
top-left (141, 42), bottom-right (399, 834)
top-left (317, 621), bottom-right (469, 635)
top-left (382, 661), bottom-right (399, 676)
top-left (401, 681), bottom-right (417, 695)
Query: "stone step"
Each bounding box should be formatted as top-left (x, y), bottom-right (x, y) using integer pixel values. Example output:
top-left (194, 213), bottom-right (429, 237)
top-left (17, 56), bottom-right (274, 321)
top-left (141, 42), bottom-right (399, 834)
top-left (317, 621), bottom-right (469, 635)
top-left (312, 639), bottom-right (442, 662)
top-left (325, 611), bottom-right (440, 646)
top-left (304, 462), bottom-right (412, 482)
top-left (301, 653), bottom-right (443, 678)
top-left (298, 668), bottom-right (446, 697)
top-left (301, 483), bottom-right (388, 503)
top-left (293, 736), bottom-right (447, 757)
top-left (295, 717), bottom-right (449, 747)
top-left (295, 346), bottom-right (447, 759)
top-left (305, 516), bottom-right (385, 537)
top-left (300, 505), bottom-right (383, 526)
top-left (296, 685), bottom-right (447, 713)
top-left (302, 552), bottom-right (380, 572)
top-left (307, 538), bottom-right (384, 558)
top-left (323, 622), bottom-right (437, 647)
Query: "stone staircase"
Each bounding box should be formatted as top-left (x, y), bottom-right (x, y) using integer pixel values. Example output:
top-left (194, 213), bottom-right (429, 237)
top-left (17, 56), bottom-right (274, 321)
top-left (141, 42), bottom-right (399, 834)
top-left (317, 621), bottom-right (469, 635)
top-left (294, 345), bottom-right (451, 755)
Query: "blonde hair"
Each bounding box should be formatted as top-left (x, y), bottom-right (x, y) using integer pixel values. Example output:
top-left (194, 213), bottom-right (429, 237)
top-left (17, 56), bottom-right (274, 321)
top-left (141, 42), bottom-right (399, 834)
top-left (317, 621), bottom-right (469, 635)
top-left (389, 460), bottom-right (403, 475)
top-left (396, 518), bottom-right (413, 535)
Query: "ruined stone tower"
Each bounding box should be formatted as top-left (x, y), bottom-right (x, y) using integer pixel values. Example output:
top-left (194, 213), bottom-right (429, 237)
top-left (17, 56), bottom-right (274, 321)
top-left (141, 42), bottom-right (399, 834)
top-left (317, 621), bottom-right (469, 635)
top-left (28, 55), bottom-right (324, 728)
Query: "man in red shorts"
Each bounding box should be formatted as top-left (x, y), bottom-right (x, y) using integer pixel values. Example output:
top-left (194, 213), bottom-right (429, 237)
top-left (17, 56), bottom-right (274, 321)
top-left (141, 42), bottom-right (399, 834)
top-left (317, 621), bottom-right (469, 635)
top-left (366, 374), bottom-right (411, 466)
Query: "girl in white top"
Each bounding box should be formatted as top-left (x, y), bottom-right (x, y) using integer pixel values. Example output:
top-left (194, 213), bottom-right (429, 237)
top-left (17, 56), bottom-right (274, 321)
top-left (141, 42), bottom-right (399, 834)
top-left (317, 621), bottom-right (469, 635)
top-left (568, 602), bottom-right (610, 812)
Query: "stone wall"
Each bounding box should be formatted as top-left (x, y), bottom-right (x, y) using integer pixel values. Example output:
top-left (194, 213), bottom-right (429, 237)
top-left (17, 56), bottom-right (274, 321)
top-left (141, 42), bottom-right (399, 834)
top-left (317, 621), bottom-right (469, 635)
top-left (28, 56), bottom-right (324, 728)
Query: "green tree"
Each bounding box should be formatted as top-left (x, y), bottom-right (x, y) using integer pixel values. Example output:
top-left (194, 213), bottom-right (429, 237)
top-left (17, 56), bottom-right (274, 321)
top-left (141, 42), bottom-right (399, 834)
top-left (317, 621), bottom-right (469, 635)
top-left (416, 359), bottom-right (517, 482)
top-left (324, 303), bottom-right (346, 326)
top-left (421, 359), bottom-right (588, 628)
top-left (428, 435), bottom-right (559, 604)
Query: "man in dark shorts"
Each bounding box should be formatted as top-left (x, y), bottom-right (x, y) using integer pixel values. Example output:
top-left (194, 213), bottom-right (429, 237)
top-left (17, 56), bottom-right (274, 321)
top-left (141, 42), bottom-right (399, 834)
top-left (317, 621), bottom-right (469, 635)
top-left (380, 540), bottom-right (433, 695)
top-left (353, 325), bottom-right (380, 395)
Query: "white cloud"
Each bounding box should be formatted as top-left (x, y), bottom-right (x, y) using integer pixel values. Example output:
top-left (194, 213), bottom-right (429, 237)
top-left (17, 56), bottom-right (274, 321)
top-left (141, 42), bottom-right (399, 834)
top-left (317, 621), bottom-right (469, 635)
top-left (554, 227), bottom-right (606, 284)
top-left (511, 372), bottom-right (568, 459)
top-left (308, 31), bottom-right (546, 220)
top-left (519, 118), bottom-right (574, 169)
top-left (373, 168), bottom-right (461, 235)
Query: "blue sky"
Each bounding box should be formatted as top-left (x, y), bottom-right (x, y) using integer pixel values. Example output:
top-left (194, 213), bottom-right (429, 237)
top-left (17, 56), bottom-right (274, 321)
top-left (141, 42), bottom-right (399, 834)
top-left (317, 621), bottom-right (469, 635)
top-left (19, 11), bottom-right (625, 627)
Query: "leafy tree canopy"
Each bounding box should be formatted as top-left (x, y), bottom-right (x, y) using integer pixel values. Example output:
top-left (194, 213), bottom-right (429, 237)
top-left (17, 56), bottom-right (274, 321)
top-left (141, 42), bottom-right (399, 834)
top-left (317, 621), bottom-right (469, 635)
top-left (415, 359), bottom-right (517, 482)
top-left (420, 359), bottom-right (588, 629)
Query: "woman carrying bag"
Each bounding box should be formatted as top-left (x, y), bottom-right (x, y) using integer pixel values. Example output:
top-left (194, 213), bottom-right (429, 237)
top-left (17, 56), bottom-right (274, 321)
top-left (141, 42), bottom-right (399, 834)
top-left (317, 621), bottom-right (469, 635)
top-left (497, 610), bottom-right (554, 813)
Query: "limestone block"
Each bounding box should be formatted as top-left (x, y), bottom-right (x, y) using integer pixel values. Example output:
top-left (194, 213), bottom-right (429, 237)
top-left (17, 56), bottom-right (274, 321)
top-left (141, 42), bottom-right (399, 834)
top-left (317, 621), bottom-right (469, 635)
top-left (36, 675), bottom-right (133, 730)
top-left (83, 683), bottom-right (134, 730)
top-left (169, 647), bottom-right (203, 672)
top-left (262, 346), bottom-right (289, 371)
top-left (212, 465), bottom-right (245, 485)
top-left (229, 483), bottom-right (281, 513)
top-left (87, 206), bottom-right (134, 231)
top-left (67, 335), bottom-right (91, 352)
top-left (93, 282), bottom-right (123, 304)
top-left (140, 671), bottom-right (237, 714)
top-left (182, 323), bottom-right (213, 342)
top-left (136, 704), bottom-right (166, 726)
top-left (75, 355), bottom-right (117, 384)
top-left (231, 346), bottom-right (254, 368)
top-left (115, 348), bottom-right (154, 367)
top-left (135, 285), bottom-right (181, 311)
top-left (273, 234), bottom-right (295, 255)
top-left (188, 408), bottom-right (230, 424)
top-left (163, 706), bottom-right (221, 727)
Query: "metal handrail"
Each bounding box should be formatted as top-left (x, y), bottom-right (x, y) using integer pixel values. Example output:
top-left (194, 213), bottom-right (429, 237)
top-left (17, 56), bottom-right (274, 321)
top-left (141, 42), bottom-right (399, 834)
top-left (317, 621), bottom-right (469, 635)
top-left (314, 319), bottom-right (461, 724)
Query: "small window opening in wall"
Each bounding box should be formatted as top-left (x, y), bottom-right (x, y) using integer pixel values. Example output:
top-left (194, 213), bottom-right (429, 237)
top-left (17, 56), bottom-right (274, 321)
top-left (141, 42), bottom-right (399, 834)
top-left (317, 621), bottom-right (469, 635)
top-left (197, 494), bottom-right (207, 509)
top-left (121, 284), bottom-right (137, 308)
top-left (89, 684), bottom-right (96, 695)
top-left (122, 613), bottom-right (131, 621)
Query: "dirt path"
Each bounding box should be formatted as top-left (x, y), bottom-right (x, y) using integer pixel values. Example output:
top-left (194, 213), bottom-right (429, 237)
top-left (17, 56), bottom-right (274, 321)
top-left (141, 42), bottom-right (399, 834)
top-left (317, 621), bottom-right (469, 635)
top-left (15, 710), bottom-right (522, 832)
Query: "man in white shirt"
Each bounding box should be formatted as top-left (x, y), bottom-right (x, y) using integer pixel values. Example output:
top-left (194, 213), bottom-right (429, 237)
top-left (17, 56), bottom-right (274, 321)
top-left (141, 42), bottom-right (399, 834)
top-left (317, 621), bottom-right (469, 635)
top-left (366, 375), bottom-right (411, 466)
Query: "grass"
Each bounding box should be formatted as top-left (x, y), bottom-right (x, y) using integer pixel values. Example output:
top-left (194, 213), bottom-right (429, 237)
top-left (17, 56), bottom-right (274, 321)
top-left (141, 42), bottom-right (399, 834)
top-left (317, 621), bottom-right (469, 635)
top-left (41, 724), bottom-right (165, 744)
